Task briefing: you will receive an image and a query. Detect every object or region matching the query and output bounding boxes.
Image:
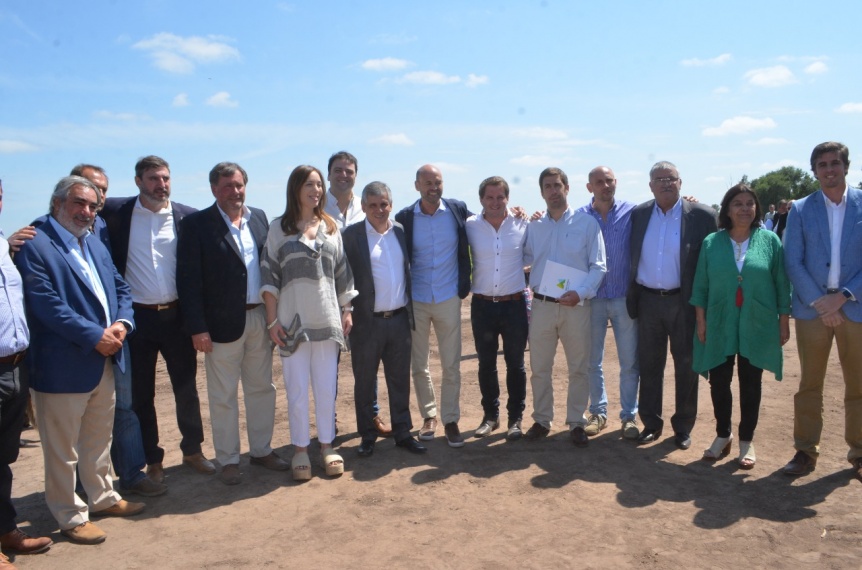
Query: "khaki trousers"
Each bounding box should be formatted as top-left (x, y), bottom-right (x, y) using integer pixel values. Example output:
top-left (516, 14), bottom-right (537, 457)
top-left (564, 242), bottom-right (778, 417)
top-left (410, 296), bottom-right (462, 424)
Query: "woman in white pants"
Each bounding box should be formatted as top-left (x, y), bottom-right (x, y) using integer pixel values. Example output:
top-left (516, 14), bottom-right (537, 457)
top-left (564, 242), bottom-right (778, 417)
top-left (261, 165), bottom-right (357, 480)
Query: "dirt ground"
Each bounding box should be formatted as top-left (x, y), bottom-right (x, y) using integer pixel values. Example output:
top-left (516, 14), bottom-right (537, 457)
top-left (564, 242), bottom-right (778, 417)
top-left (8, 301), bottom-right (862, 569)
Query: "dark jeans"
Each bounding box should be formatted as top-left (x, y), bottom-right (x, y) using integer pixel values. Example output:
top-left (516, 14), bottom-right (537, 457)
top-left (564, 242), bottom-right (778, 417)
top-left (636, 292), bottom-right (699, 435)
top-left (129, 305), bottom-right (204, 464)
top-left (708, 354), bottom-right (763, 441)
top-left (0, 362), bottom-right (27, 534)
top-left (471, 296), bottom-right (528, 423)
top-left (350, 310), bottom-right (413, 441)
top-left (111, 345), bottom-right (147, 489)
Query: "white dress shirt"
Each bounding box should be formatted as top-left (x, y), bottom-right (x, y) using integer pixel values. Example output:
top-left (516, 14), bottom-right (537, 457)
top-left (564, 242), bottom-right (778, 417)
top-left (365, 219), bottom-right (407, 312)
top-left (48, 216), bottom-right (110, 325)
top-left (637, 198), bottom-right (682, 290)
top-left (218, 205), bottom-right (261, 304)
top-left (324, 191), bottom-right (365, 230)
top-left (824, 187), bottom-right (848, 289)
top-left (466, 211), bottom-right (527, 296)
top-left (126, 197), bottom-right (178, 304)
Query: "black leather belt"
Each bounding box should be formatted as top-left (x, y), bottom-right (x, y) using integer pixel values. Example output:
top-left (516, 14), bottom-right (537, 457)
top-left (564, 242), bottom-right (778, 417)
top-left (473, 292), bottom-right (523, 302)
top-left (372, 307), bottom-right (406, 318)
top-left (640, 285), bottom-right (681, 296)
top-left (531, 291), bottom-right (560, 304)
top-left (133, 300), bottom-right (179, 311)
top-left (0, 350), bottom-right (27, 366)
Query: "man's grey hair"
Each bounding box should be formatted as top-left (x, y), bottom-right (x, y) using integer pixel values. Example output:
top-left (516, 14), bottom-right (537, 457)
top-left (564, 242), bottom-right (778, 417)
top-left (361, 181), bottom-right (393, 205)
top-left (649, 161), bottom-right (678, 179)
top-left (209, 162), bottom-right (248, 186)
top-left (49, 175), bottom-right (101, 214)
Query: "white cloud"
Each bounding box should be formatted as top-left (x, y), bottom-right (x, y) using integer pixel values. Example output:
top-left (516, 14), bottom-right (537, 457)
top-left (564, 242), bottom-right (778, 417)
top-left (361, 57), bottom-right (411, 72)
top-left (465, 73), bottom-right (489, 88)
top-left (702, 116), bottom-right (777, 137)
top-left (172, 93), bottom-right (190, 107)
top-left (836, 102), bottom-right (862, 114)
top-left (713, 86), bottom-right (730, 95)
top-left (680, 53), bottom-right (732, 67)
top-left (513, 127), bottom-right (568, 140)
top-left (92, 110), bottom-right (149, 121)
top-left (805, 61), bottom-right (828, 74)
top-left (744, 65), bottom-right (797, 87)
top-left (747, 137), bottom-right (788, 146)
top-left (205, 91), bottom-right (239, 108)
top-left (510, 155), bottom-right (555, 166)
top-left (399, 71), bottom-right (461, 85)
top-left (368, 133), bottom-right (414, 146)
top-left (132, 33), bottom-right (240, 74)
top-left (0, 140), bottom-right (38, 153)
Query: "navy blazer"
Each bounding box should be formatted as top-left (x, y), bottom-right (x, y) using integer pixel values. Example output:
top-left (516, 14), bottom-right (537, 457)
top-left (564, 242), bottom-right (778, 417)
top-left (626, 199), bottom-right (717, 320)
top-left (784, 187), bottom-right (862, 322)
top-left (342, 219), bottom-right (414, 331)
top-left (100, 196), bottom-right (197, 277)
top-left (14, 218), bottom-right (134, 393)
top-left (394, 197), bottom-right (472, 300)
top-left (176, 203), bottom-right (269, 343)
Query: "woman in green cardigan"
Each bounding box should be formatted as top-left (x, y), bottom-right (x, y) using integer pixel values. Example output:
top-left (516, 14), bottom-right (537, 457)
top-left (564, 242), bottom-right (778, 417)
top-left (691, 184), bottom-right (791, 469)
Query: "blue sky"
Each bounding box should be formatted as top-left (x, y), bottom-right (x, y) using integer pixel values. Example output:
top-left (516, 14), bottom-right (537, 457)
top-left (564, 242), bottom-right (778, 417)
top-left (2, 1), bottom-right (861, 232)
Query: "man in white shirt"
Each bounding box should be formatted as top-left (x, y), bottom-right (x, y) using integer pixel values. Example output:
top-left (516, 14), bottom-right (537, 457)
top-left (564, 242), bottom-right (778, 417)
top-left (523, 167), bottom-right (607, 447)
top-left (782, 141), bottom-right (862, 482)
top-left (466, 176), bottom-right (529, 441)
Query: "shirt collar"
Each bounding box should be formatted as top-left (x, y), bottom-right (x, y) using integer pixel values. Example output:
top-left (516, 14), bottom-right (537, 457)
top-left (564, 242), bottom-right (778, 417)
top-left (365, 218), bottom-right (393, 236)
top-left (48, 215), bottom-right (90, 247)
top-left (134, 196), bottom-right (173, 214)
top-left (414, 199), bottom-right (447, 215)
top-left (217, 203), bottom-right (251, 226)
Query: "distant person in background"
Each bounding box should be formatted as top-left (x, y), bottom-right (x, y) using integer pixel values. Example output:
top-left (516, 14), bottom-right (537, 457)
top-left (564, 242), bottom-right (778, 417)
top-left (772, 199), bottom-right (789, 239)
top-left (782, 141), bottom-right (862, 483)
top-left (765, 203), bottom-right (776, 222)
top-left (690, 184), bottom-right (791, 469)
top-left (261, 165), bottom-right (357, 480)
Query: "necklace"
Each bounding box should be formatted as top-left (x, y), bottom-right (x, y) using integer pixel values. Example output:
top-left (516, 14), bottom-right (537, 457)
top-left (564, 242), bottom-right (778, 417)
top-left (733, 237), bottom-right (750, 262)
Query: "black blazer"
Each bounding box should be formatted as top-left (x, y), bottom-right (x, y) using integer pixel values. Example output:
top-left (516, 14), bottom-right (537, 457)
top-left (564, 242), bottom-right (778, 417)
top-left (100, 196), bottom-right (197, 277)
top-left (626, 199), bottom-right (717, 320)
top-left (342, 220), bottom-right (414, 331)
top-left (394, 197), bottom-right (472, 300)
top-left (176, 203), bottom-right (269, 343)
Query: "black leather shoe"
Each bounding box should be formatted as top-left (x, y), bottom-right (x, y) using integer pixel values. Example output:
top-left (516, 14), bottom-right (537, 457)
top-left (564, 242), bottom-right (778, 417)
top-left (396, 437), bottom-right (428, 454)
top-left (637, 428), bottom-right (663, 444)
top-left (570, 427), bottom-right (588, 448)
top-left (674, 433), bottom-right (692, 450)
top-left (357, 439), bottom-right (375, 457)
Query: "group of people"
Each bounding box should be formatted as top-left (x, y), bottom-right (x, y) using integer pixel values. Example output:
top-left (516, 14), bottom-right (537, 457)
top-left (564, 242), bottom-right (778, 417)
top-left (0, 141), bottom-right (860, 565)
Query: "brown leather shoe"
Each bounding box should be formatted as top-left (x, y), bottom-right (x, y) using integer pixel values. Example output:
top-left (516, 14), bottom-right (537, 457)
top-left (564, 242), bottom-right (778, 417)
top-left (418, 417), bottom-right (437, 441)
top-left (852, 457), bottom-right (862, 483)
top-left (783, 450), bottom-right (816, 476)
top-left (146, 462), bottom-right (165, 484)
top-left (125, 476), bottom-right (167, 497)
top-left (60, 521), bottom-right (107, 545)
top-left (444, 422), bottom-right (465, 448)
top-left (373, 416), bottom-right (393, 438)
top-left (0, 528), bottom-right (52, 554)
top-left (219, 463), bottom-right (241, 485)
top-left (571, 426), bottom-right (589, 448)
top-left (250, 452), bottom-right (289, 471)
top-left (91, 499), bottom-right (145, 518)
top-left (183, 453), bottom-right (216, 475)
top-left (0, 552), bottom-right (16, 569)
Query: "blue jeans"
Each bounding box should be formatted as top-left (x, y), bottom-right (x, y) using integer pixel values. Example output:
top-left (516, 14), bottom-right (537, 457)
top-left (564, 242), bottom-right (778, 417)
top-left (588, 297), bottom-right (639, 421)
top-left (112, 345), bottom-right (147, 489)
top-left (471, 296), bottom-right (528, 422)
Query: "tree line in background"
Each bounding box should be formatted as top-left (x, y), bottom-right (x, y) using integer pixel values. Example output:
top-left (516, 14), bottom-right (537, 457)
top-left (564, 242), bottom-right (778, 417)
top-left (710, 166), bottom-right (862, 214)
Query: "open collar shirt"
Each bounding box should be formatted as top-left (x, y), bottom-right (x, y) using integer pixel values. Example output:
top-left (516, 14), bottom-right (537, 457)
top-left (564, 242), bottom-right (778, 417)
top-left (466, 210), bottom-right (527, 297)
top-left (411, 200), bottom-right (459, 304)
top-left (0, 232), bottom-right (29, 356)
top-left (218, 204), bottom-right (261, 304)
top-left (578, 199), bottom-right (635, 299)
top-left (637, 198), bottom-right (682, 290)
top-left (365, 219), bottom-right (407, 312)
top-left (126, 197), bottom-right (178, 304)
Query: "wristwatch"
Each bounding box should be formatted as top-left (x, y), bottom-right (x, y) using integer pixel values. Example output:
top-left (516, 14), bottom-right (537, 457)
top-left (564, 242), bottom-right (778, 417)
top-left (842, 288), bottom-right (855, 301)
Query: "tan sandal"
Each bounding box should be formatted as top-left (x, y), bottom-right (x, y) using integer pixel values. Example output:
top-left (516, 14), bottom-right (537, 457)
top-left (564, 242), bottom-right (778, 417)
top-left (702, 434), bottom-right (733, 461)
top-left (737, 441), bottom-right (756, 470)
top-left (291, 451), bottom-right (311, 481)
top-left (321, 448), bottom-right (344, 477)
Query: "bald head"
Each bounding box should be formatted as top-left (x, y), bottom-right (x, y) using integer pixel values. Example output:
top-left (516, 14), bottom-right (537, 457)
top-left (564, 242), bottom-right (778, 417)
top-left (586, 165), bottom-right (617, 206)
top-left (414, 164), bottom-right (444, 212)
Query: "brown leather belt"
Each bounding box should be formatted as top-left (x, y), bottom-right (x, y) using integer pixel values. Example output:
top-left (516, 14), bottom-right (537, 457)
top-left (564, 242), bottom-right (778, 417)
top-left (372, 307), bottom-right (407, 318)
top-left (133, 300), bottom-right (179, 311)
top-left (531, 292), bottom-right (560, 304)
top-left (473, 292), bottom-right (523, 303)
top-left (246, 303), bottom-right (262, 311)
top-left (640, 285), bottom-right (681, 296)
top-left (0, 350), bottom-right (27, 366)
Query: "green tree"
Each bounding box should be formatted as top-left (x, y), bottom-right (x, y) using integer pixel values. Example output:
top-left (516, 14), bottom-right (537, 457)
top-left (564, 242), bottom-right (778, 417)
top-left (749, 166), bottom-right (819, 209)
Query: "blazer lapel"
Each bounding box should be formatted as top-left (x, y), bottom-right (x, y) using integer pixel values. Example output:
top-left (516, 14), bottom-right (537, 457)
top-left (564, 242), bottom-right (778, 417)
top-left (210, 205), bottom-right (242, 260)
top-left (840, 188), bottom-right (862, 257)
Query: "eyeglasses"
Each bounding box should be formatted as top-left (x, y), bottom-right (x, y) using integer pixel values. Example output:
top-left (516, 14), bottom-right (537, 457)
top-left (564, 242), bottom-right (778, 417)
top-left (651, 177), bottom-right (679, 185)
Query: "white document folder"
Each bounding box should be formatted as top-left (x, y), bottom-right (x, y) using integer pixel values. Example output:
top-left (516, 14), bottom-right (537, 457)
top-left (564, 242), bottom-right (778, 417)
top-left (537, 260), bottom-right (588, 305)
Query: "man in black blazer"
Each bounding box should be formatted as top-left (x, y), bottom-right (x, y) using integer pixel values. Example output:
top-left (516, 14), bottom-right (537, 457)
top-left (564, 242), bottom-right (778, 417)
top-left (100, 155), bottom-right (213, 488)
top-left (343, 182), bottom-right (427, 457)
top-left (626, 161), bottom-right (717, 449)
top-left (394, 164), bottom-right (472, 448)
top-left (177, 162), bottom-right (284, 486)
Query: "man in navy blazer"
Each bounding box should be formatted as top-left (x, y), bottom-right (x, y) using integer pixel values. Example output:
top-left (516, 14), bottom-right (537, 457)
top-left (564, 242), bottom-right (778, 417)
top-left (627, 161), bottom-right (717, 450)
top-left (15, 176), bottom-right (143, 544)
top-left (100, 155), bottom-right (213, 487)
top-left (395, 164), bottom-right (472, 447)
top-left (782, 141), bottom-right (862, 482)
top-left (343, 182), bottom-right (426, 457)
top-left (177, 162), bottom-right (284, 485)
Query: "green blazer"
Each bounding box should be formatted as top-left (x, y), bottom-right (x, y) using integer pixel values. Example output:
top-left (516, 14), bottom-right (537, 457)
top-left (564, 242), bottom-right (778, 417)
top-left (690, 228), bottom-right (791, 379)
